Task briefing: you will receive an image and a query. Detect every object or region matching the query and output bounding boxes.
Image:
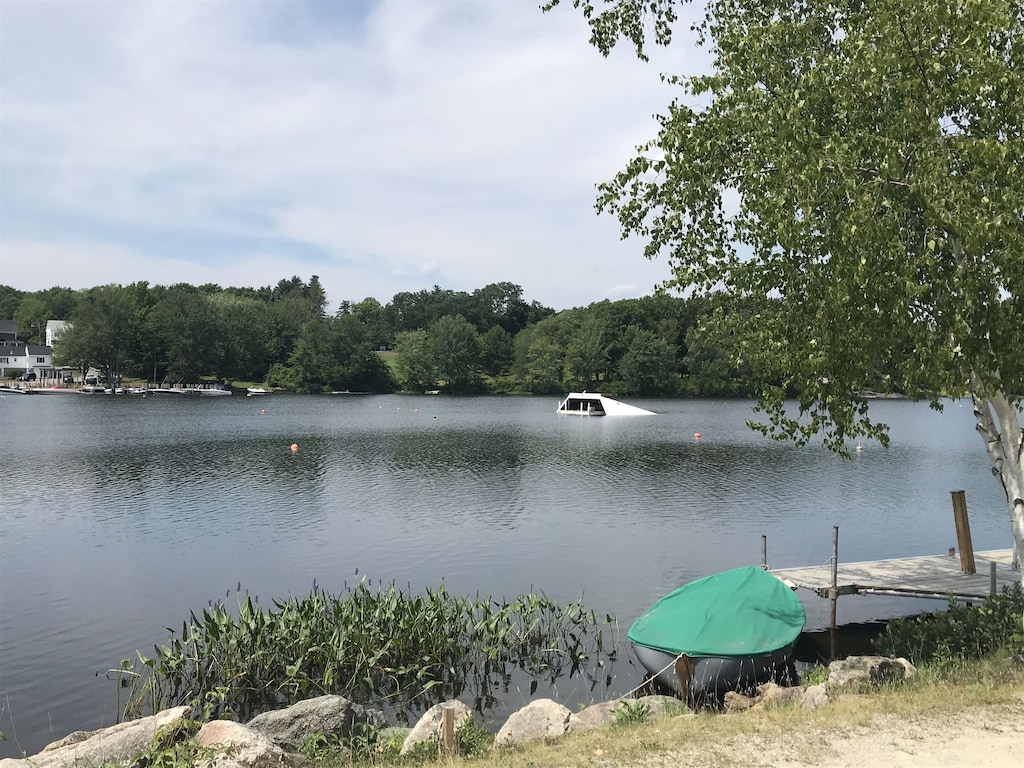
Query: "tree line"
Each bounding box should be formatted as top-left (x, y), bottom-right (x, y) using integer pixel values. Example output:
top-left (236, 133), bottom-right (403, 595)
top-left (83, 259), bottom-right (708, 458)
top-left (0, 278), bottom-right (755, 396)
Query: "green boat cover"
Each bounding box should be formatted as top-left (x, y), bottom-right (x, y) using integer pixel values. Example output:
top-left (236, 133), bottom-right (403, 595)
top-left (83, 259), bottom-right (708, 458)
top-left (628, 566), bottom-right (806, 657)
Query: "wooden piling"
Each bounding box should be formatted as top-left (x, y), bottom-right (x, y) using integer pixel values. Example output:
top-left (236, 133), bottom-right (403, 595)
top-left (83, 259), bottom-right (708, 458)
top-left (442, 705), bottom-right (455, 754)
top-left (761, 534), bottom-right (768, 569)
top-left (829, 526), bottom-right (839, 661)
top-left (951, 490), bottom-right (977, 575)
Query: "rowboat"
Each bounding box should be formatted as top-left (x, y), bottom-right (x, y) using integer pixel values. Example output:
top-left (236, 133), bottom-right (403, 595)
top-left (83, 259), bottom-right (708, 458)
top-left (628, 566), bottom-right (806, 703)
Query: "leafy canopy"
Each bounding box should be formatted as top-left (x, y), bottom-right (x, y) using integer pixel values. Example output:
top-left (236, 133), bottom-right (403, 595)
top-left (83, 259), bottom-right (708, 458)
top-left (548, 0), bottom-right (1024, 452)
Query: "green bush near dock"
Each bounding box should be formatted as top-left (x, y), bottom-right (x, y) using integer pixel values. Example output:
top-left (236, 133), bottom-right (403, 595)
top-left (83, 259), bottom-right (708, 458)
top-left (873, 584), bottom-right (1024, 665)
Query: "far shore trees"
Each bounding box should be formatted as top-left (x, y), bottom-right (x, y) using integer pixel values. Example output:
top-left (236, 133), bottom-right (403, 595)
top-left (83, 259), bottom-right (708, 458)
top-left (547, 1), bottom-right (1024, 583)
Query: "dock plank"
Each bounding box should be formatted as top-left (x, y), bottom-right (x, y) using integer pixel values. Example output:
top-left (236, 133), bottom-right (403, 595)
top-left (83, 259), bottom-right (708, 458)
top-left (770, 549), bottom-right (1019, 601)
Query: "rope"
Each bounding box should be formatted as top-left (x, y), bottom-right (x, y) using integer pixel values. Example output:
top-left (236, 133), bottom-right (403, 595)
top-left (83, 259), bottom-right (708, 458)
top-left (620, 651), bottom-right (686, 700)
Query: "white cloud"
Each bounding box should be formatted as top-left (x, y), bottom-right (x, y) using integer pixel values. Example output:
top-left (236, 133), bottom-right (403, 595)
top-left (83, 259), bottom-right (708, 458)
top-left (0, 0), bottom-right (709, 311)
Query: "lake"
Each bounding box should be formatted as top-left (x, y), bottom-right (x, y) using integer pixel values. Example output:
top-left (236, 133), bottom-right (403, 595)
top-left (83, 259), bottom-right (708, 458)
top-left (0, 392), bottom-right (1011, 756)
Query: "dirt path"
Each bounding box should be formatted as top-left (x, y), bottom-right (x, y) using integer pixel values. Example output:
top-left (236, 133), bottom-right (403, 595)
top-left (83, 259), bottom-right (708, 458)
top-left (627, 703), bottom-right (1024, 767)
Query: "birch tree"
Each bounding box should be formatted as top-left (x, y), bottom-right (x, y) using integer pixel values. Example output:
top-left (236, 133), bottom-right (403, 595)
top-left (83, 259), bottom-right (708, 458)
top-left (547, 0), bottom-right (1024, 571)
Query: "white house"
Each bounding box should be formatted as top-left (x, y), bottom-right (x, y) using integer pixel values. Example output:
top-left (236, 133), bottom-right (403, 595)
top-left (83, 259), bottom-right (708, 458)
top-left (0, 320), bottom-right (54, 380)
top-left (46, 320), bottom-right (69, 347)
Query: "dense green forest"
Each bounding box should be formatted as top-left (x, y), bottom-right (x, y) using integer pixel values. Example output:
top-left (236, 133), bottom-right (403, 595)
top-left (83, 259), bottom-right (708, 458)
top-left (0, 278), bottom-right (750, 396)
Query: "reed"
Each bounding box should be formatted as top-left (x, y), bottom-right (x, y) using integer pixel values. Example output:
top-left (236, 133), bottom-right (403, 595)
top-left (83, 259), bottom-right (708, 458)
top-left (117, 578), bottom-right (618, 724)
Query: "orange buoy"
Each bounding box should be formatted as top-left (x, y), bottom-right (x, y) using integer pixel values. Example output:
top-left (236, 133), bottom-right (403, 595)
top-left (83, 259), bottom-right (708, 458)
top-left (694, 432), bottom-right (702, 439)
top-left (290, 443), bottom-right (299, 452)
top-left (260, 409), bottom-right (266, 415)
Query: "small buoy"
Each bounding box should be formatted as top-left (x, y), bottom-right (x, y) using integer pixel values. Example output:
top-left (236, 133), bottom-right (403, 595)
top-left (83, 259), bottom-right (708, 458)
top-left (414, 408), bottom-right (419, 413)
top-left (260, 409), bottom-right (266, 415)
top-left (693, 432), bottom-right (701, 439)
top-left (433, 415), bottom-right (437, 419)
top-left (856, 444), bottom-right (862, 452)
top-left (290, 443), bottom-right (299, 452)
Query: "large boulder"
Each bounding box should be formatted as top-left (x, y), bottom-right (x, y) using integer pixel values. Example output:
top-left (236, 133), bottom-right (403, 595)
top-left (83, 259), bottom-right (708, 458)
top-left (0, 706), bottom-right (190, 768)
top-left (195, 720), bottom-right (286, 768)
top-left (245, 695), bottom-right (385, 749)
top-left (827, 656), bottom-right (916, 689)
top-left (495, 699), bottom-right (576, 747)
top-left (399, 700), bottom-right (473, 755)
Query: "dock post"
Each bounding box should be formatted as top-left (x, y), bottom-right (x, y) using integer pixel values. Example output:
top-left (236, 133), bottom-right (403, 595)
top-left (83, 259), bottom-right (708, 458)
top-left (829, 526), bottom-right (839, 661)
top-left (951, 490), bottom-right (977, 575)
top-left (990, 560), bottom-right (997, 596)
top-left (442, 705), bottom-right (455, 754)
top-left (761, 534), bottom-right (767, 569)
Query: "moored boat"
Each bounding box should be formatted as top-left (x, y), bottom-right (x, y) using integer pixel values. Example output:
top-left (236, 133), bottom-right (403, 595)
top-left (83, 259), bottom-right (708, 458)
top-left (196, 386), bottom-right (232, 396)
top-left (628, 566), bottom-right (806, 703)
top-left (556, 392), bottom-right (656, 416)
top-left (246, 387), bottom-right (269, 396)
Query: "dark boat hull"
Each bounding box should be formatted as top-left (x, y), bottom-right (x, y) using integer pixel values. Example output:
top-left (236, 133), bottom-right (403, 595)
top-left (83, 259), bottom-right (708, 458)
top-left (631, 640), bottom-right (797, 703)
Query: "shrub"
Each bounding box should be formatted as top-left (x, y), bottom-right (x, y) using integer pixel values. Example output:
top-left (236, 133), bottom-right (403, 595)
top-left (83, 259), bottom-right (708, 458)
top-left (874, 584), bottom-right (1024, 664)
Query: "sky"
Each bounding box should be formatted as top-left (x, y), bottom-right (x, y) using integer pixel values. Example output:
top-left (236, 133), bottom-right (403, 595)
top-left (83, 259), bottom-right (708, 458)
top-left (0, 0), bottom-right (708, 312)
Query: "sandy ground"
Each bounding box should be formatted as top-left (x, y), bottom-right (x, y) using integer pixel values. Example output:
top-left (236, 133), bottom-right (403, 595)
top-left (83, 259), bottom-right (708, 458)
top-left (755, 709), bottom-right (1021, 768)
top-left (617, 702), bottom-right (1024, 768)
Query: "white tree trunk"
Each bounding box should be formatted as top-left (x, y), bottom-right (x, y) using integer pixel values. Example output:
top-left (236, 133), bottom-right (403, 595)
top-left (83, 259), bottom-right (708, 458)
top-left (970, 386), bottom-right (1024, 605)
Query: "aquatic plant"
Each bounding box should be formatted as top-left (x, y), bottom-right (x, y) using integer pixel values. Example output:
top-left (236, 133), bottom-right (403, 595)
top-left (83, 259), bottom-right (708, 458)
top-left (117, 578), bottom-right (619, 725)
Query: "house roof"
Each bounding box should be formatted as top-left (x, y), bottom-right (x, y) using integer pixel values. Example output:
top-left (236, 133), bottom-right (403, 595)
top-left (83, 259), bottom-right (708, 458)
top-left (0, 340), bottom-right (52, 356)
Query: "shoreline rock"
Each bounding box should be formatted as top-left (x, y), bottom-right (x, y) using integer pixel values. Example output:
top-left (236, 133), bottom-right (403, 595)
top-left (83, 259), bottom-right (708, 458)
top-left (1, 656), bottom-right (913, 768)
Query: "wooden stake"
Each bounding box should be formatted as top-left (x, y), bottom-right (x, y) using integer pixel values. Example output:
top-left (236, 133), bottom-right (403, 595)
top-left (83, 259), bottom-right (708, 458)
top-left (829, 526), bottom-right (839, 662)
top-left (951, 490), bottom-right (977, 575)
top-left (442, 705), bottom-right (455, 754)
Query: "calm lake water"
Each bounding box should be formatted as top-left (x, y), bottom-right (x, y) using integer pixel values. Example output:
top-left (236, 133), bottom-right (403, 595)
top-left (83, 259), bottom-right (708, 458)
top-left (0, 392), bottom-right (1011, 755)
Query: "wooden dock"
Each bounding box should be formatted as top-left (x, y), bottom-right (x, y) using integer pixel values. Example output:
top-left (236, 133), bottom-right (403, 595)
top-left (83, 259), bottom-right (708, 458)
top-left (770, 549), bottom-right (1019, 602)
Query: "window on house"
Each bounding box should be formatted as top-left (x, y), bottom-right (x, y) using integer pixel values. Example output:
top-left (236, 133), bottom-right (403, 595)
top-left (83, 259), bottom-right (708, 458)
top-left (36, 357), bottom-right (45, 363)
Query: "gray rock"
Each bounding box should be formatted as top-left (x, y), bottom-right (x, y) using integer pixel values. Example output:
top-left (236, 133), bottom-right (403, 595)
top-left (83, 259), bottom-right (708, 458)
top-left (723, 691), bottom-right (755, 712)
top-left (495, 698), bottom-right (576, 747)
top-left (196, 720), bottom-right (286, 768)
top-left (568, 700), bottom-right (619, 733)
top-left (399, 700), bottom-right (472, 755)
top-left (827, 655), bottom-right (916, 688)
top-left (0, 706), bottom-right (190, 768)
top-left (754, 681), bottom-right (804, 708)
top-left (639, 694), bottom-right (688, 718)
top-left (801, 682), bottom-right (830, 710)
top-left (569, 695), bottom-right (687, 733)
top-left (40, 729), bottom-right (100, 751)
top-left (246, 695), bottom-right (385, 749)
